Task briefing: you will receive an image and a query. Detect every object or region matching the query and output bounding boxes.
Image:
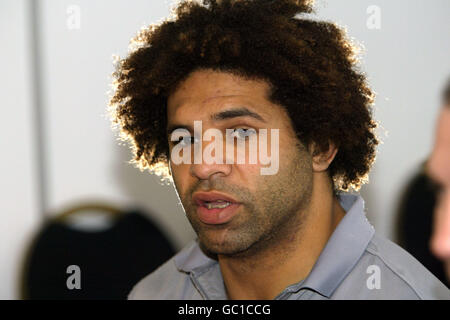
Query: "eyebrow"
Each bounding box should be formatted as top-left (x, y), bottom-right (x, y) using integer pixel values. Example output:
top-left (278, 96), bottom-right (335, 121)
top-left (210, 107), bottom-right (266, 122)
top-left (167, 107), bottom-right (266, 135)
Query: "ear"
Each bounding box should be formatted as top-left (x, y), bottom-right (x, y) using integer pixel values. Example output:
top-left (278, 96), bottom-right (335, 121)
top-left (310, 141), bottom-right (339, 172)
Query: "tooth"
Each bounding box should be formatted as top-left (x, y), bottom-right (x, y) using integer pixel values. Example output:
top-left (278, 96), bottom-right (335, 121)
top-left (206, 202), bottom-right (231, 209)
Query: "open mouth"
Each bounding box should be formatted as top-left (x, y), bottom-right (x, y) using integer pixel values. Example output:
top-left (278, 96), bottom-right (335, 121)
top-left (200, 200), bottom-right (232, 209)
top-left (192, 192), bottom-right (241, 224)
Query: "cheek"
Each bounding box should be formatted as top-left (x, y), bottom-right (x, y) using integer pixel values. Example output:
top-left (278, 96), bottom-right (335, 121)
top-left (233, 163), bottom-right (261, 186)
top-left (170, 164), bottom-right (191, 193)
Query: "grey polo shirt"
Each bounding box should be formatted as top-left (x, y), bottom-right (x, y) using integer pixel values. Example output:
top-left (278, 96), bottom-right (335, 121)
top-left (128, 193), bottom-right (450, 299)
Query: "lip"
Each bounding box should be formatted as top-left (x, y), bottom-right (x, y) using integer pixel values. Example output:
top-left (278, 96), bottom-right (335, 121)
top-left (192, 192), bottom-right (241, 225)
top-left (193, 191), bottom-right (239, 204)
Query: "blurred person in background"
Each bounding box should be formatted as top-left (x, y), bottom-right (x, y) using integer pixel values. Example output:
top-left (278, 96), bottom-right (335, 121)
top-left (397, 79), bottom-right (450, 288)
top-left (428, 79), bottom-right (450, 279)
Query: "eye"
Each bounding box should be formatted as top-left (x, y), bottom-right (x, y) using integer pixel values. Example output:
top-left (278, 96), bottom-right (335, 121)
top-left (175, 135), bottom-right (199, 147)
top-left (230, 127), bottom-right (257, 140)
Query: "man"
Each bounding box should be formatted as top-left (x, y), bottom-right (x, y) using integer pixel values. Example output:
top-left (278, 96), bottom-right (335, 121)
top-left (428, 80), bottom-right (450, 280)
top-left (109, 0), bottom-right (449, 299)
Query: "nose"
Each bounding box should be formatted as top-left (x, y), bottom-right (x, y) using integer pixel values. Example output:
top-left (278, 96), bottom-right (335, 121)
top-left (189, 139), bottom-right (232, 180)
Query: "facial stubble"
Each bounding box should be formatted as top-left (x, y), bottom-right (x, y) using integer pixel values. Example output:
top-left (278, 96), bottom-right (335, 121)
top-left (180, 142), bottom-right (313, 260)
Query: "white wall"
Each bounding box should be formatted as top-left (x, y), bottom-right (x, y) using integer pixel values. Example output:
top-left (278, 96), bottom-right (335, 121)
top-left (1, 0), bottom-right (449, 299)
top-left (39, 0), bottom-right (196, 250)
top-left (0, 0), bottom-right (40, 300)
top-left (316, 0), bottom-right (450, 239)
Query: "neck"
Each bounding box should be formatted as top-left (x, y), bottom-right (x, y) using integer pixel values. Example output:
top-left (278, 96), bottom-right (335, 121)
top-left (218, 172), bottom-right (346, 300)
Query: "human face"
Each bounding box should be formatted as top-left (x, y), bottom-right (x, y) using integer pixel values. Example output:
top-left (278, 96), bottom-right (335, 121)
top-left (167, 69), bottom-right (314, 256)
top-left (428, 105), bottom-right (450, 278)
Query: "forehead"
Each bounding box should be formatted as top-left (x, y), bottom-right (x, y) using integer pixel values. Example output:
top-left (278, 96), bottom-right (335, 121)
top-left (167, 69), bottom-right (275, 119)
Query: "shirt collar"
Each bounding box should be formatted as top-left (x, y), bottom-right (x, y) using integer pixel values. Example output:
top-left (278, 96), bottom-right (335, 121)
top-left (174, 193), bottom-right (375, 298)
top-left (174, 237), bottom-right (216, 273)
top-left (284, 193), bottom-right (375, 298)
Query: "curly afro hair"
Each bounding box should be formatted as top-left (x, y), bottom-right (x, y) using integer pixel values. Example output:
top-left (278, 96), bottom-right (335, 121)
top-left (109, 0), bottom-right (379, 191)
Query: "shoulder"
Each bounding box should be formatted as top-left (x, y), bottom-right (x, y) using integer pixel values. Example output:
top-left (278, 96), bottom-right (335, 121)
top-left (128, 244), bottom-right (206, 300)
top-left (344, 233), bottom-right (449, 299)
top-left (127, 256), bottom-right (184, 299)
top-left (128, 239), bottom-right (208, 300)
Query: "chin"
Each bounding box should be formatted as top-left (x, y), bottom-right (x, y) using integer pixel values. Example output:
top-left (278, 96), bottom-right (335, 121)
top-left (198, 232), bottom-right (254, 256)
